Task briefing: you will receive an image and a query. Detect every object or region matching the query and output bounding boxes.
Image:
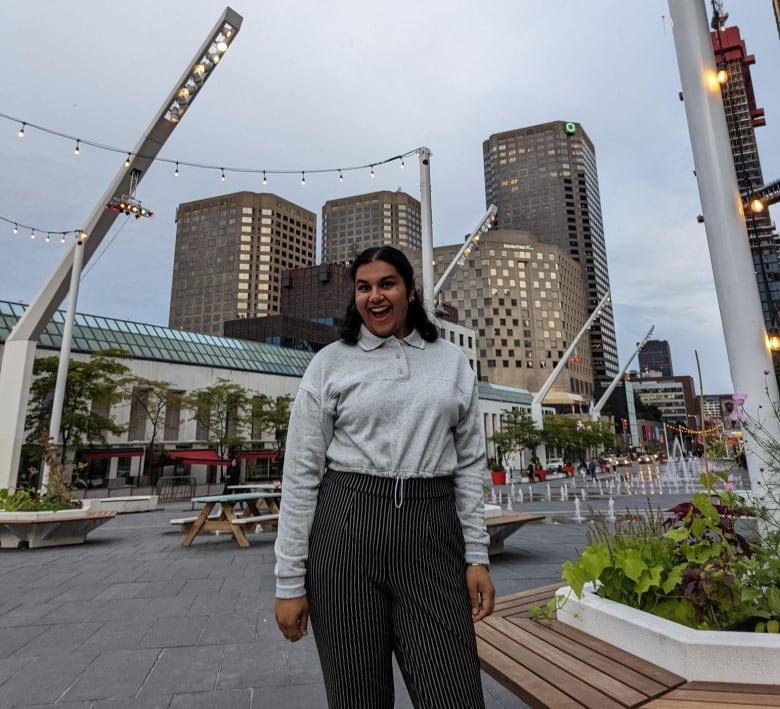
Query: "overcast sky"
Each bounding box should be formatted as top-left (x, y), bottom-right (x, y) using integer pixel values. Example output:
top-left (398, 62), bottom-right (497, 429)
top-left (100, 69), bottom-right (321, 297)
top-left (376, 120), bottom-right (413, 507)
top-left (2, 0), bottom-right (779, 394)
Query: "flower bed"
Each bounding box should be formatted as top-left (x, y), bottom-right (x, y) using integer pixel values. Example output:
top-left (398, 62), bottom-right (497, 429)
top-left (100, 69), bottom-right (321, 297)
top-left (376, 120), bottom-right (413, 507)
top-left (556, 582), bottom-right (780, 684)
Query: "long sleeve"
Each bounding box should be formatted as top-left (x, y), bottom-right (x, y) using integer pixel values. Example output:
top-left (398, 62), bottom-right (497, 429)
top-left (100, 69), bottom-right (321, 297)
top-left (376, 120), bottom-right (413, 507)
top-left (274, 364), bottom-right (334, 598)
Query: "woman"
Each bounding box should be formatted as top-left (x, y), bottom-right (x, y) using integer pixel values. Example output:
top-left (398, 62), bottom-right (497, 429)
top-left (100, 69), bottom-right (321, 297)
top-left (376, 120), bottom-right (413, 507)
top-left (274, 246), bottom-right (494, 708)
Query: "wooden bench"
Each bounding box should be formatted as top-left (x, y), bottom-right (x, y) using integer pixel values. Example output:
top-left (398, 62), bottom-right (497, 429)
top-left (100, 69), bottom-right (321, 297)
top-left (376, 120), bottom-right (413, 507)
top-left (485, 511), bottom-right (545, 554)
top-left (169, 511), bottom-right (222, 526)
top-left (230, 513), bottom-right (279, 525)
top-left (477, 584), bottom-right (780, 708)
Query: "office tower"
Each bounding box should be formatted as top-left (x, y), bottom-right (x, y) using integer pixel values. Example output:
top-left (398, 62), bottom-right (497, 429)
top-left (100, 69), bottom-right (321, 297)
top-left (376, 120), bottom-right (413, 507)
top-left (433, 229), bottom-right (593, 403)
top-left (322, 190), bottom-right (421, 263)
top-left (169, 192), bottom-right (316, 335)
top-left (483, 121), bottom-right (619, 385)
top-left (638, 339), bottom-right (674, 377)
top-left (711, 25), bottom-right (780, 329)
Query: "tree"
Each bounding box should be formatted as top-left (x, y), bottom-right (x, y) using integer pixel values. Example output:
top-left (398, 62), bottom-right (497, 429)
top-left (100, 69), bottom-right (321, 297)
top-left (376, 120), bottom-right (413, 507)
top-left (118, 376), bottom-right (185, 485)
top-left (24, 349), bottom-right (129, 472)
top-left (489, 408), bottom-right (543, 466)
top-left (184, 378), bottom-right (252, 460)
top-left (251, 394), bottom-right (294, 475)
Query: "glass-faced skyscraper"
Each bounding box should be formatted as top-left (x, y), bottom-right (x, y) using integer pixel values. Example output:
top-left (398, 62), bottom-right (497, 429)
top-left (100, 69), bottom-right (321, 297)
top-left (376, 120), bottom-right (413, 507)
top-left (483, 121), bottom-right (619, 384)
top-left (711, 25), bottom-right (780, 330)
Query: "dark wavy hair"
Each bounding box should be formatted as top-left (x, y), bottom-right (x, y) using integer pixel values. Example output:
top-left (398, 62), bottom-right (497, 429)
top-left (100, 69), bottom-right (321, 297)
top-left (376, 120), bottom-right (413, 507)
top-left (339, 246), bottom-right (439, 345)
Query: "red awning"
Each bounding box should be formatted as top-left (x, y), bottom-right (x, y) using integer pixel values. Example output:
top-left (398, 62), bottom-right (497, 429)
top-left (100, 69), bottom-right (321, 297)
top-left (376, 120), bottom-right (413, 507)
top-left (78, 448), bottom-right (145, 460)
top-left (162, 449), bottom-right (229, 467)
top-left (237, 450), bottom-right (278, 460)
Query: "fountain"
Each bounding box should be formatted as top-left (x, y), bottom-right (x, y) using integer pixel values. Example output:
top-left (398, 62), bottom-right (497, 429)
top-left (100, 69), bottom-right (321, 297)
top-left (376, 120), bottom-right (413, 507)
top-left (517, 488), bottom-right (524, 504)
top-left (606, 496), bottom-right (615, 523)
top-left (546, 483), bottom-right (552, 502)
top-left (561, 485), bottom-right (567, 502)
top-left (527, 485), bottom-right (533, 502)
top-left (573, 497), bottom-right (584, 522)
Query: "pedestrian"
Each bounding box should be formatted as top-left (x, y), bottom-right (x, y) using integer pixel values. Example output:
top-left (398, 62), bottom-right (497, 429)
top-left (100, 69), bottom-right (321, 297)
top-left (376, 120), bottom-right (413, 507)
top-left (588, 458), bottom-right (597, 481)
top-left (222, 454), bottom-right (240, 495)
top-left (274, 245), bottom-right (494, 708)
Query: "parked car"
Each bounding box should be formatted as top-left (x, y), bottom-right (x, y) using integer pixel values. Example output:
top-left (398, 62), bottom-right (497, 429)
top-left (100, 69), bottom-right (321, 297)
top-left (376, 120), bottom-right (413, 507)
top-left (637, 453), bottom-right (653, 464)
top-left (546, 458), bottom-right (565, 475)
top-left (616, 456), bottom-right (632, 467)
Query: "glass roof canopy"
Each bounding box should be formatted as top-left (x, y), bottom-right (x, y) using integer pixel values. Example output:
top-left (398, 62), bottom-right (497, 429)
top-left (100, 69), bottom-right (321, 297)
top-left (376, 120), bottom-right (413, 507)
top-left (0, 300), bottom-right (313, 377)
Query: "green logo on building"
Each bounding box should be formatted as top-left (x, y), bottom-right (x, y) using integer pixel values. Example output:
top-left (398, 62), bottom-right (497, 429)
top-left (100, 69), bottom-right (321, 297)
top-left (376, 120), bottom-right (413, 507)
top-left (563, 122), bottom-right (576, 134)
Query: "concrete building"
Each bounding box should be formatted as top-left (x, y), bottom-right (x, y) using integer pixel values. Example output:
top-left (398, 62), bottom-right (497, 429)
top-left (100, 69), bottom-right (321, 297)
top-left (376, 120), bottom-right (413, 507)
top-left (169, 192), bottom-right (317, 335)
top-left (223, 262), bottom-right (353, 351)
top-left (482, 121), bottom-right (619, 385)
top-left (322, 190), bottom-right (421, 263)
top-left (638, 339), bottom-right (674, 377)
top-left (631, 375), bottom-right (699, 427)
top-left (711, 25), bottom-right (780, 329)
top-left (433, 229), bottom-right (592, 408)
top-left (0, 300), bottom-right (538, 484)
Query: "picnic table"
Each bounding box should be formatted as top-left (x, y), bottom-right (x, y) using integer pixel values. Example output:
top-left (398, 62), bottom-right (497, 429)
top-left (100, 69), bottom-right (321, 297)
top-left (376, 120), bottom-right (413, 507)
top-left (172, 491), bottom-right (281, 548)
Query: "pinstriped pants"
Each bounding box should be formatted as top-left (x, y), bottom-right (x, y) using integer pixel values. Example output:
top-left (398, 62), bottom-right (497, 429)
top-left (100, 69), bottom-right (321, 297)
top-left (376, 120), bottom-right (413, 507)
top-left (307, 470), bottom-right (486, 709)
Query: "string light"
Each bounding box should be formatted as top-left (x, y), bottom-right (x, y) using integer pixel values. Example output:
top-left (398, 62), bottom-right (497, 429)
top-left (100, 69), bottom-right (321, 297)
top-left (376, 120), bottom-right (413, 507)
top-left (338, 169), bottom-right (343, 183)
top-left (174, 161), bottom-right (180, 177)
top-left (300, 171), bottom-right (306, 186)
top-left (73, 139), bottom-right (80, 156)
top-left (400, 158), bottom-right (405, 168)
top-left (1, 215), bottom-right (86, 245)
top-left (220, 168), bottom-right (226, 182)
top-left (0, 112), bottom-right (416, 186)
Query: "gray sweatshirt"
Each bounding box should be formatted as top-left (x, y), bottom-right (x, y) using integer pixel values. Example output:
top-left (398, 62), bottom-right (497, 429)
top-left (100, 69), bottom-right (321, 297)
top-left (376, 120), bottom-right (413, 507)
top-left (274, 326), bottom-right (490, 598)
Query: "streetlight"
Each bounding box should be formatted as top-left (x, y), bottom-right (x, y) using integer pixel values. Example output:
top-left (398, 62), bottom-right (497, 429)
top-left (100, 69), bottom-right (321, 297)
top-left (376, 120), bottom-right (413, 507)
top-left (0, 7), bottom-right (243, 490)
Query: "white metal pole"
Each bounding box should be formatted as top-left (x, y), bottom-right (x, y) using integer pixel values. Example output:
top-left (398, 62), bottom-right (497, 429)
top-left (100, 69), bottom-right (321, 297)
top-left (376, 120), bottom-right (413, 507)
top-left (669, 0), bottom-right (780, 492)
top-left (433, 205), bottom-right (497, 300)
top-left (591, 324), bottom-right (654, 421)
top-left (418, 147), bottom-right (434, 310)
top-left (40, 237), bottom-right (85, 490)
top-left (0, 7), bottom-right (243, 490)
top-left (531, 290), bottom-right (611, 426)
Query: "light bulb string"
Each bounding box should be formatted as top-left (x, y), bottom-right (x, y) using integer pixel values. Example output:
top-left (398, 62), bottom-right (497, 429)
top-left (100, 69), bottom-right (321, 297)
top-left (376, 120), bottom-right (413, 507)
top-left (1, 111), bottom-right (419, 177)
top-left (1, 214), bottom-right (83, 239)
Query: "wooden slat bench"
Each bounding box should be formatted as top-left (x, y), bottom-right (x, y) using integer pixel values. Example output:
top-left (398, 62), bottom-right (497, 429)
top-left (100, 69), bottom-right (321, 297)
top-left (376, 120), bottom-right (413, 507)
top-left (477, 583), bottom-right (686, 708)
top-left (485, 511), bottom-right (545, 554)
top-left (230, 513), bottom-right (279, 531)
top-left (478, 584), bottom-right (780, 708)
top-left (642, 681), bottom-right (780, 707)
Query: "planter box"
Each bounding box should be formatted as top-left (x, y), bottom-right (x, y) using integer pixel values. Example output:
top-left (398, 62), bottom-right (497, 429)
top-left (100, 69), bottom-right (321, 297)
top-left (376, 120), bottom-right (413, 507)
top-left (0, 503), bottom-right (115, 549)
top-left (556, 583), bottom-right (780, 684)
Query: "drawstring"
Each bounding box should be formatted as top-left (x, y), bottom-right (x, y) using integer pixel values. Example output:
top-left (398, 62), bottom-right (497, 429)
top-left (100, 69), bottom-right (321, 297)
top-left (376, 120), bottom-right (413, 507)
top-left (393, 475), bottom-right (406, 509)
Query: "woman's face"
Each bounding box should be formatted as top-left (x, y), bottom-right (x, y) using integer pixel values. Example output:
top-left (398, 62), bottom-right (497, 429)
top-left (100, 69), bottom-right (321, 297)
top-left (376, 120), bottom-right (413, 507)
top-left (354, 260), bottom-right (412, 339)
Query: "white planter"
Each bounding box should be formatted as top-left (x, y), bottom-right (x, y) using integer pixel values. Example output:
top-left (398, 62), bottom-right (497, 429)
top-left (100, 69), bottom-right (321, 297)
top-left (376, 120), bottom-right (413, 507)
top-left (556, 583), bottom-right (780, 684)
top-left (0, 501), bottom-right (113, 549)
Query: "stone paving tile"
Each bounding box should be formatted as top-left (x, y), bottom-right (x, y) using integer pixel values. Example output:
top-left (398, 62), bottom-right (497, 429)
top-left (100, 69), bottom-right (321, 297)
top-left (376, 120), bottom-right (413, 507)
top-left (0, 494), bottom-right (692, 708)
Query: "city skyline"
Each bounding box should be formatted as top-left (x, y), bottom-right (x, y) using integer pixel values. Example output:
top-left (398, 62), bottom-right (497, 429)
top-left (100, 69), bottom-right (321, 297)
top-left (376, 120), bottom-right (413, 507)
top-left (2, 0), bottom-right (780, 394)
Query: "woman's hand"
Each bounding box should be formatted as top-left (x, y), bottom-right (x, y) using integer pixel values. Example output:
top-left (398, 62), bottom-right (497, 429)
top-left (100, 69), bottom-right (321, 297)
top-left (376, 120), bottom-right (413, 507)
top-left (466, 565), bottom-right (495, 622)
top-left (275, 596), bottom-right (309, 641)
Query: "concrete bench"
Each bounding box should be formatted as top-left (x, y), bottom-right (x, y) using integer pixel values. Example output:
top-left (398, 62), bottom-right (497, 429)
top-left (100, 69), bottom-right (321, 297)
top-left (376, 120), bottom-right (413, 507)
top-left (90, 495), bottom-right (158, 514)
top-left (485, 511), bottom-right (545, 554)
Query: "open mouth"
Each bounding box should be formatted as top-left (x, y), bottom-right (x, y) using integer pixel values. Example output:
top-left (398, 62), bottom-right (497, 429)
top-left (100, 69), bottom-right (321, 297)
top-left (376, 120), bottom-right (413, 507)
top-left (368, 306), bottom-right (391, 320)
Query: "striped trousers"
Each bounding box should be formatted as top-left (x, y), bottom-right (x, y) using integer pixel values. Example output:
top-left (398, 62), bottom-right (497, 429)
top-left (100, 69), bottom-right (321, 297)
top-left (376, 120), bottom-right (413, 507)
top-left (307, 470), bottom-right (485, 709)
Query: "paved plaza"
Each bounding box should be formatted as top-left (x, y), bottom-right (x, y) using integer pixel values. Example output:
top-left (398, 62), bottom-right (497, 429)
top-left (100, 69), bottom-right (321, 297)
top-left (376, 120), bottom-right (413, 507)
top-left (0, 483), bottom-right (697, 708)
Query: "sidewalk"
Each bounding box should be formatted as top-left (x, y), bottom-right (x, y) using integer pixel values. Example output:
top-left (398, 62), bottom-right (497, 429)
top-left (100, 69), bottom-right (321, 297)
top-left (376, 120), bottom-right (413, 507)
top-left (0, 491), bottom-right (693, 708)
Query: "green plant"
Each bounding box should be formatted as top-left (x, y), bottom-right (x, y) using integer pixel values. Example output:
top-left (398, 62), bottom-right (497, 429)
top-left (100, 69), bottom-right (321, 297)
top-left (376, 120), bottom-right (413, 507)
top-left (560, 483), bottom-right (780, 631)
top-left (0, 434), bottom-right (83, 513)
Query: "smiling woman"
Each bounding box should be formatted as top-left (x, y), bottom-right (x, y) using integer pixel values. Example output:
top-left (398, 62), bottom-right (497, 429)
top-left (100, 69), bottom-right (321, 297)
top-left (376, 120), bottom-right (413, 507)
top-left (354, 260), bottom-right (413, 340)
